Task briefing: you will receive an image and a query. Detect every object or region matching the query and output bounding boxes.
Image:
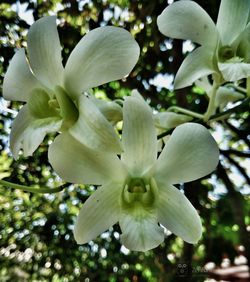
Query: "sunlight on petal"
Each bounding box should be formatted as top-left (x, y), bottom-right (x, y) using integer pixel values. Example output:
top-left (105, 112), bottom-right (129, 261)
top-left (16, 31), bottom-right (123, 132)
top-left (64, 26), bottom-right (140, 99)
top-left (27, 16), bottom-right (64, 89)
top-left (157, 1), bottom-right (217, 46)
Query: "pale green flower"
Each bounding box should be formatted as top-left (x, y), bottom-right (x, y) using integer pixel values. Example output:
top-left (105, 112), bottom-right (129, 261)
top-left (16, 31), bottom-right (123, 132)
top-left (48, 96), bottom-right (219, 252)
top-left (3, 16), bottom-right (139, 158)
top-left (195, 77), bottom-right (245, 110)
top-left (157, 0), bottom-right (250, 88)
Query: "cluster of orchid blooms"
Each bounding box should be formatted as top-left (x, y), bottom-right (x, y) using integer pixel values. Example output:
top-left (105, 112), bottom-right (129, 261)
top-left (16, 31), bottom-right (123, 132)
top-left (2, 0), bottom-right (250, 251)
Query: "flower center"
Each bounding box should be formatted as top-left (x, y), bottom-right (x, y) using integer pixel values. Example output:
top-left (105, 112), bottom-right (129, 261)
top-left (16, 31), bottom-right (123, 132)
top-left (48, 98), bottom-right (60, 110)
top-left (127, 178), bottom-right (146, 193)
top-left (218, 45), bottom-right (235, 61)
top-left (28, 86), bottom-right (78, 130)
top-left (28, 89), bottom-right (60, 119)
top-left (121, 177), bottom-right (158, 210)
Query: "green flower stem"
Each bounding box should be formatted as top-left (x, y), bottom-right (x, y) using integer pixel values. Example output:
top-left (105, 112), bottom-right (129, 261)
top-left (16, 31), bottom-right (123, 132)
top-left (157, 129), bottom-right (172, 139)
top-left (0, 179), bottom-right (67, 194)
top-left (158, 98), bottom-right (250, 139)
top-left (203, 80), bottom-right (220, 121)
top-left (247, 77), bottom-right (250, 97)
top-left (209, 97), bottom-right (250, 122)
top-left (167, 106), bottom-right (204, 119)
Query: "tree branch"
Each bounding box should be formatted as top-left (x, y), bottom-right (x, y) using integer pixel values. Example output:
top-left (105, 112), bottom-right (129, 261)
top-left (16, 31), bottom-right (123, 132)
top-left (216, 163), bottom-right (250, 269)
top-left (221, 151), bottom-right (250, 185)
top-left (221, 149), bottom-right (250, 158)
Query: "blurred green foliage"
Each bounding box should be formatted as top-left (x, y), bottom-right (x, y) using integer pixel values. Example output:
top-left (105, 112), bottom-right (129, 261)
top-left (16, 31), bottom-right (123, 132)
top-left (0, 0), bottom-right (249, 281)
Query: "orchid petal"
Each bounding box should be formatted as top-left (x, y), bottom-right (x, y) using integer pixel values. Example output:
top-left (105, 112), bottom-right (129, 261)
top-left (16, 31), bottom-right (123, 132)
top-left (216, 0), bottom-right (250, 45)
top-left (69, 95), bottom-right (122, 153)
top-left (74, 182), bottom-right (120, 244)
top-left (121, 96), bottom-right (157, 176)
top-left (10, 105), bottom-right (62, 159)
top-left (155, 123), bottom-right (219, 185)
top-left (10, 105), bottom-right (33, 158)
top-left (3, 49), bottom-right (41, 102)
top-left (218, 61), bottom-right (250, 81)
top-left (236, 22), bottom-right (250, 61)
top-left (64, 26), bottom-right (140, 99)
top-left (157, 184), bottom-right (202, 244)
top-left (27, 16), bottom-right (64, 89)
top-left (157, 1), bottom-right (217, 46)
top-left (48, 133), bottom-right (125, 185)
top-left (28, 88), bottom-right (59, 119)
top-left (89, 96), bottom-right (122, 124)
top-left (131, 89), bottom-right (145, 101)
top-left (120, 208), bottom-right (164, 252)
top-left (54, 86), bottom-right (78, 130)
top-left (195, 76), bottom-right (212, 96)
top-left (216, 87), bottom-right (245, 109)
top-left (174, 46), bottom-right (216, 89)
top-left (154, 112), bottom-right (193, 130)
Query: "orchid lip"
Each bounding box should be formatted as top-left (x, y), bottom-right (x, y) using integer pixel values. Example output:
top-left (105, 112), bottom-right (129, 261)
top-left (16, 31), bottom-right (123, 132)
top-left (218, 45), bottom-right (235, 61)
top-left (121, 177), bottom-right (158, 208)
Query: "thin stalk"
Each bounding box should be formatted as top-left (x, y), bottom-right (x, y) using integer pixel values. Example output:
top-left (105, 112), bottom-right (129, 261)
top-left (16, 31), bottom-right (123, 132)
top-left (247, 77), bottom-right (250, 97)
top-left (203, 80), bottom-right (220, 121)
top-left (226, 84), bottom-right (247, 94)
top-left (157, 129), bottom-right (172, 139)
top-left (209, 97), bottom-right (250, 122)
top-left (167, 106), bottom-right (204, 119)
top-left (0, 179), bottom-right (67, 194)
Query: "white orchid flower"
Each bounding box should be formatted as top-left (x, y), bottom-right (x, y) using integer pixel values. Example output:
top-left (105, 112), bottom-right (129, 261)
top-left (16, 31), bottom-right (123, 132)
top-left (48, 96), bottom-right (219, 252)
top-left (195, 77), bottom-right (245, 110)
top-left (157, 0), bottom-right (250, 88)
top-left (3, 16), bottom-right (140, 158)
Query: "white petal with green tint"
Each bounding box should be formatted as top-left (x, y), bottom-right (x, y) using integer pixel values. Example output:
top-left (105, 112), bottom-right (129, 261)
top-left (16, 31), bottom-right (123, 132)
top-left (48, 133), bottom-right (126, 185)
top-left (216, 87), bottom-right (245, 109)
top-left (90, 96), bottom-right (122, 124)
top-left (74, 182), bottom-right (120, 244)
top-left (69, 95), bottom-right (122, 153)
top-left (64, 26), bottom-right (140, 99)
top-left (121, 96), bottom-right (157, 176)
top-left (236, 22), bottom-right (250, 61)
top-left (27, 16), bottom-right (64, 89)
top-left (157, 1), bottom-right (217, 46)
top-left (218, 61), bottom-right (250, 81)
top-left (154, 112), bottom-right (193, 130)
top-left (174, 46), bottom-right (216, 89)
top-left (28, 88), bottom-right (59, 119)
top-left (10, 105), bottom-right (62, 159)
top-left (119, 208), bottom-right (164, 252)
top-left (131, 89), bottom-right (145, 101)
top-left (10, 105), bottom-right (32, 158)
top-left (195, 76), bottom-right (212, 96)
top-left (157, 183), bottom-right (202, 244)
top-left (3, 49), bottom-right (41, 102)
top-left (216, 0), bottom-right (250, 45)
top-left (54, 86), bottom-right (78, 130)
top-left (155, 123), bottom-right (219, 185)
